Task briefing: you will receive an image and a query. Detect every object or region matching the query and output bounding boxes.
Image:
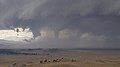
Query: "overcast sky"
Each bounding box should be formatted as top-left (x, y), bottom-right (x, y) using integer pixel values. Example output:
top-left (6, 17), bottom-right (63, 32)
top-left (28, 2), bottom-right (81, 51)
top-left (0, 0), bottom-right (120, 48)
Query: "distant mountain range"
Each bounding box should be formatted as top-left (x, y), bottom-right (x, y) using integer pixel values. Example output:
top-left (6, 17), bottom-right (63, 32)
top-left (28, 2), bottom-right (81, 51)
top-left (0, 44), bottom-right (11, 49)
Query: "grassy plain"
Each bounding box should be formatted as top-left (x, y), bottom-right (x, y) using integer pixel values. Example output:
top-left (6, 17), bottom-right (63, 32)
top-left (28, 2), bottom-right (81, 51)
top-left (0, 49), bottom-right (120, 67)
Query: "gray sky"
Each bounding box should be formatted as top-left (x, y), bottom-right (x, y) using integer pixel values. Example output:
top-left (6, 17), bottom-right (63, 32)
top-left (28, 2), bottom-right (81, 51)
top-left (0, 0), bottom-right (120, 48)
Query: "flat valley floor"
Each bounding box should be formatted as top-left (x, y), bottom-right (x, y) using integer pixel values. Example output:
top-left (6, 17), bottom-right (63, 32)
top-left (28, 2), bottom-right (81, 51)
top-left (0, 50), bottom-right (120, 67)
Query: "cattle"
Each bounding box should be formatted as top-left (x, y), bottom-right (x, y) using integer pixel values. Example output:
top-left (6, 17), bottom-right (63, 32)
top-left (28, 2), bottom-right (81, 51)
top-left (71, 59), bottom-right (76, 62)
top-left (61, 58), bottom-right (64, 60)
top-left (40, 61), bottom-right (43, 63)
top-left (53, 59), bottom-right (57, 62)
top-left (44, 59), bottom-right (48, 62)
top-left (53, 59), bottom-right (60, 62)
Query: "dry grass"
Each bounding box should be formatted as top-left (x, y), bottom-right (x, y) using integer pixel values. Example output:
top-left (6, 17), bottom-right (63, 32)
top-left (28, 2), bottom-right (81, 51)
top-left (0, 51), bottom-right (120, 67)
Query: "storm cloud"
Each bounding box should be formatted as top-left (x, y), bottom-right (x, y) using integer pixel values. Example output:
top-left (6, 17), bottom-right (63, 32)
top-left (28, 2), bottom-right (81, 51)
top-left (0, 0), bottom-right (120, 48)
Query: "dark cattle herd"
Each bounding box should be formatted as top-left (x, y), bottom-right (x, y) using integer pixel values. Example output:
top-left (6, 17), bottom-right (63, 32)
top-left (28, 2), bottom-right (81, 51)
top-left (10, 57), bottom-right (76, 67)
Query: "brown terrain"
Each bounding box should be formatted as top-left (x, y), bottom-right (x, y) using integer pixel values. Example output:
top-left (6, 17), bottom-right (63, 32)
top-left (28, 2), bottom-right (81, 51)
top-left (0, 49), bottom-right (120, 67)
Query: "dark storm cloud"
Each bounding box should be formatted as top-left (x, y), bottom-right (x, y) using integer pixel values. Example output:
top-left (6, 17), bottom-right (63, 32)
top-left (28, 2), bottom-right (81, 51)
top-left (0, 0), bottom-right (120, 48)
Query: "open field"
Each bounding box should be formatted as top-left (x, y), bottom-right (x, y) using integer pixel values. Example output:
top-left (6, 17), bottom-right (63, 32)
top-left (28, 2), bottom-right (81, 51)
top-left (0, 49), bottom-right (120, 67)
